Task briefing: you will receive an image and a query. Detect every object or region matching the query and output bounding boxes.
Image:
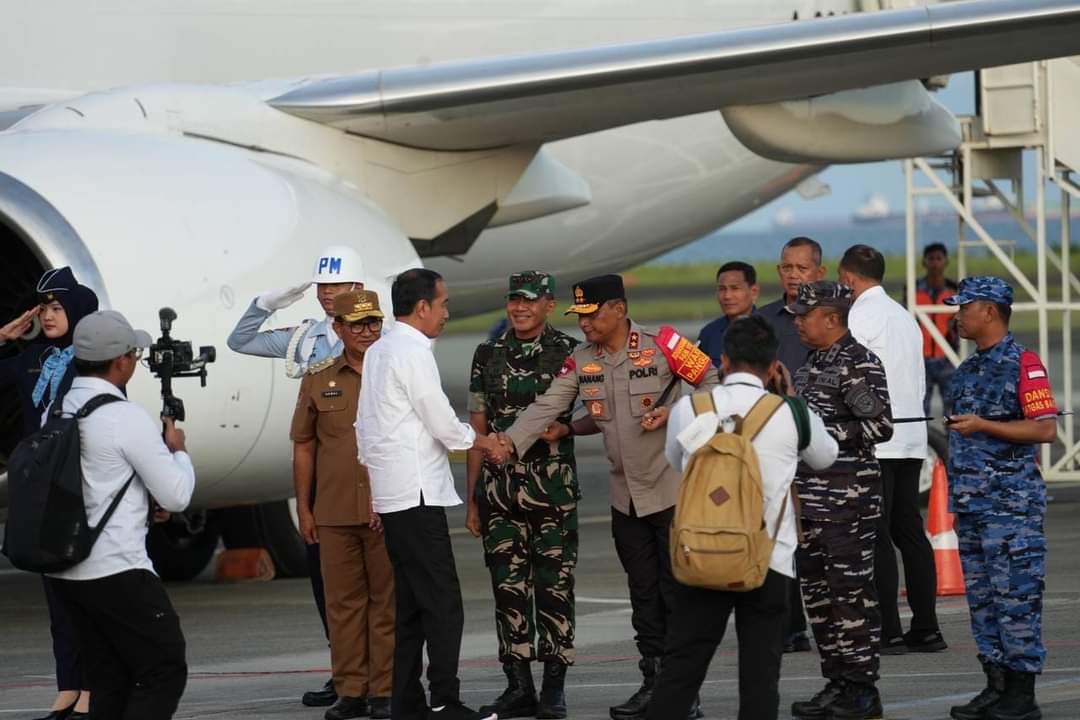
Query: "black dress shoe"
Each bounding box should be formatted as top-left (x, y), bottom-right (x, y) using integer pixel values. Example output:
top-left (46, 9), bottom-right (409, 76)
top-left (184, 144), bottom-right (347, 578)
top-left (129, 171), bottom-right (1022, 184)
top-left (880, 636), bottom-right (909, 656)
top-left (784, 631), bottom-right (813, 653)
top-left (67, 714), bottom-right (88, 720)
top-left (904, 629), bottom-right (948, 653)
top-left (303, 678), bottom-right (339, 707)
top-left (32, 704), bottom-right (77, 720)
top-left (368, 696), bottom-right (391, 719)
top-left (325, 696), bottom-right (370, 720)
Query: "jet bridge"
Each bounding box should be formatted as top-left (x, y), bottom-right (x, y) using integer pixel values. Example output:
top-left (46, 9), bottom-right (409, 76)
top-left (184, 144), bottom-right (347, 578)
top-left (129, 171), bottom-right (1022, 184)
top-left (904, 58), bottom-right (1080, 481)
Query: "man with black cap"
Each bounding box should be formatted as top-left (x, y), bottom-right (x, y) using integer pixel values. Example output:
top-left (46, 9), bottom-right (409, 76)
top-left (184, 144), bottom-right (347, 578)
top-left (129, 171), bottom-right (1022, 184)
top-left (787, 281), bottom-right (893, 720)
top-left (495, 274), bottom-right (718, 720)
top-left (48, 310), bottom-right (195, 720)
top-left (465, 272), bottom-right (580, 719)
top-left (291, 290), bottom-right (395, 720)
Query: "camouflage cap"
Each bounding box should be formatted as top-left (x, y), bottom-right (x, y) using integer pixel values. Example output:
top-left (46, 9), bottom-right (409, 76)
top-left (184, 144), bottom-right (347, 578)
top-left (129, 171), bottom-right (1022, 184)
top-left (507, 271), bottom-right (555, 300)
top-left (332, 289), bottom-right (384, 322)
top-left (785, 281), bottom-right (853, 315)
top-left (944, 276), bottom-right (1013, 307)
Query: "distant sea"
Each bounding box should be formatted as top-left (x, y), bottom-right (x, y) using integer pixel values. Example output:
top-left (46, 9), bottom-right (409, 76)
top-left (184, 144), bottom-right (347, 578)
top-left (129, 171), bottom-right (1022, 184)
top-left (653, 213), bottom-right (1080, 264)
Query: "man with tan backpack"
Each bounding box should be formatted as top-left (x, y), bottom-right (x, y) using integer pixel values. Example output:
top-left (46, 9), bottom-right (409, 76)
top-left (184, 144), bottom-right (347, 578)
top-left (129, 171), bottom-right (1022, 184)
top-left (649, 316), bottom-right (838, 720)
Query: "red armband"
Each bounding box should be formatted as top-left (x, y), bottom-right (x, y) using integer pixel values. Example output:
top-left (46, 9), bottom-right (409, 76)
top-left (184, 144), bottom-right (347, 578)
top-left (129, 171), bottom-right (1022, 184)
top-left (656, 325), bottom-right (711, 386)
top-left (1018, 351), bottom-right (1058, 419)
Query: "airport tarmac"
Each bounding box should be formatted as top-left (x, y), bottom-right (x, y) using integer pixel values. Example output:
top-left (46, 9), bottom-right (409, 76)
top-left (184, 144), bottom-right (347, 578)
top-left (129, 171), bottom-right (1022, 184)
top-left (3, 454), bottom-right (1080, 719)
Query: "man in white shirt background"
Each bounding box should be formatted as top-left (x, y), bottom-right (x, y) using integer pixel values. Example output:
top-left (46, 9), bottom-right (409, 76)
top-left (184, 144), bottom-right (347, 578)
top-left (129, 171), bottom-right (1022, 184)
top-left (840, 245), bottom-right (947, 655)
top-left (357, 268), bottom-right (501, 720)
top-left (48, 311), bottom-right (196, 720)
top-left (651, 316), bottom-right (838, 720)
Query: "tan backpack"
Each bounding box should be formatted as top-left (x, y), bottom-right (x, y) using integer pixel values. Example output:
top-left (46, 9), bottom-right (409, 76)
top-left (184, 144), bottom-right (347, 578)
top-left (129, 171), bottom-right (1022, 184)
top-left (670, 391), bottom-right (787, 592)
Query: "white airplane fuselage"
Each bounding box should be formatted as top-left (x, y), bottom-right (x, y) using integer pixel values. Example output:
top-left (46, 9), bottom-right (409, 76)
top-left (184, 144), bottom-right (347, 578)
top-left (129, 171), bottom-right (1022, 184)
top-left (0, 0), bottom-right (860, 508)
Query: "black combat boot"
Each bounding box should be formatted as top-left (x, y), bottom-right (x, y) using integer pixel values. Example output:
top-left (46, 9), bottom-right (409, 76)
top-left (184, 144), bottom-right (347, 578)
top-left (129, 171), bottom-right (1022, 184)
top-left (791, 679), bottom-right (845, 718)
top-left (609, 656), bottom-right (660, 719)
top-left (988, 671), bottom-right (1041, 720)
top-left (950, 659), bottom-right (1006, 720)
top-left (536, 661), bottom-right (568, 719)
top-left (479, 660), bottom-right (537, 719)
top-left (827, 681), bottom-right (883, 719)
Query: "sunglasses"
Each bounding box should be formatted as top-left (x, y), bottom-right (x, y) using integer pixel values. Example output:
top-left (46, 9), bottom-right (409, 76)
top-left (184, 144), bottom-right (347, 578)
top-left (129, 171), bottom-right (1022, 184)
top-left (344, 319), bottom-right (383, 335)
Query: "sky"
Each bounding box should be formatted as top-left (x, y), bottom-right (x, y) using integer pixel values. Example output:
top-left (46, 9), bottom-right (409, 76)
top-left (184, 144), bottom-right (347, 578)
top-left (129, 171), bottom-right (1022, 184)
top-left (729, 72), bottom-right (985, 231)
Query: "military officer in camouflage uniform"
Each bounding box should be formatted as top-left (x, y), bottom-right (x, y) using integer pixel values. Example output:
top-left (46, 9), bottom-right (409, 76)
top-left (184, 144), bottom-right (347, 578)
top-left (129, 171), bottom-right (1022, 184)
top-left (496, 274), bottom-right (718, 720)
top-left (465, 272), bottom-right (580, 720)
top-left (943, 278), bottom-right (1057, 720)
top-left (787, 282), bottom-right (893, 720)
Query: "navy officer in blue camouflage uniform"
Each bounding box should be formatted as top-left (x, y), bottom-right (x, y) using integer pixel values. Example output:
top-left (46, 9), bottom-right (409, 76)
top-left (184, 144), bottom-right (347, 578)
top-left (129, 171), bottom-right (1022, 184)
top-left (944, 277), bottom-right (1057, 720)
top-left (788, 281), bottom-right (893, 720)
top-left (226, 244), bottom-right (365, 708)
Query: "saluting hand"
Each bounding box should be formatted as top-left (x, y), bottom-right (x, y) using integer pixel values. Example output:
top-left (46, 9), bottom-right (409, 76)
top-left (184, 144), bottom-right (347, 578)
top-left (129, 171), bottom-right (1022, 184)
top-left (256, 282), bottom-right (312, 312)
top-left (0, 305), bottom-right (41, 342)
top-left (641, 405), bottom-right (670, 432)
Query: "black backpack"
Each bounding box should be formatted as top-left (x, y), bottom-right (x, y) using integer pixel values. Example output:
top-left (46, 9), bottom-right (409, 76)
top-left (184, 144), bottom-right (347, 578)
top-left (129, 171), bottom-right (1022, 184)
top-left (2, 393), bottom-right (135, 573)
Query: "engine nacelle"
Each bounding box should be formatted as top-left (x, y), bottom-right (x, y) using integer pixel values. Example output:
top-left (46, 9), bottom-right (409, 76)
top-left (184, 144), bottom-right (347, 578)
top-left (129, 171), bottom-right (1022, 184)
top-left (722, 80), bottom-right (962, 164)
top-left (0, 123), bottom-right (420, 509)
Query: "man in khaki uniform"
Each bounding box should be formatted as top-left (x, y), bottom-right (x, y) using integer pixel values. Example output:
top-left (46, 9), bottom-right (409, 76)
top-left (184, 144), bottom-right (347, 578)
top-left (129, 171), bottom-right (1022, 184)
top-left (496, 275), bottom-right (717, 720)
top-left (291, 290), bottom-right (395, 720)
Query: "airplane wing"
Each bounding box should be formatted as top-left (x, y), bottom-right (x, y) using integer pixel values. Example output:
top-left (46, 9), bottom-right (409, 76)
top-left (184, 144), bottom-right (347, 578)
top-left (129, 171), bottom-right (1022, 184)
top-left (270, 0), bottom-right (1080, 151)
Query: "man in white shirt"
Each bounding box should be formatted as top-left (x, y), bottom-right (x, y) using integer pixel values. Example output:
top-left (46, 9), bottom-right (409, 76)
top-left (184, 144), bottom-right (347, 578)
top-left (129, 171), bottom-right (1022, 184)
top-left (48, 311), bottom-right (195, 720)
top-left (358, 269), bottom-right (501, 720)
top-left (649, 316), bottom-right (838, 720)
top-left (840, 245), bottom-right (946, 655)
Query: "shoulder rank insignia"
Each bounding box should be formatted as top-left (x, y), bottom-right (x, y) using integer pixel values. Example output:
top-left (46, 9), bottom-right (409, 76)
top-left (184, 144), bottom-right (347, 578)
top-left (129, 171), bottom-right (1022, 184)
top-left (306, 356), bottom-right (337, 375)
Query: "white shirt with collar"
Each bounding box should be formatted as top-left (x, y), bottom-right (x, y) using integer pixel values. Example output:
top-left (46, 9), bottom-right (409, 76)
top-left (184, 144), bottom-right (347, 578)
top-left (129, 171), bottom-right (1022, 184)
top-left (358, 322), bottom-right (476, 513)
top-left (664, 372), bottom-right (838, 579)
top-left (849, 284), bottom-right (928, 459)
top-left (48, 376), bottom-right (196, 581)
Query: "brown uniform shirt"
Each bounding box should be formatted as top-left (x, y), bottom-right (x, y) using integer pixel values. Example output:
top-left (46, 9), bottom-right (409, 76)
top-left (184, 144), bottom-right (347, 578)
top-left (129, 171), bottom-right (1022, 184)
top-left (506, 320), bottom-right (719, 516)
top-left (290, 355), bottom-right (371, 526)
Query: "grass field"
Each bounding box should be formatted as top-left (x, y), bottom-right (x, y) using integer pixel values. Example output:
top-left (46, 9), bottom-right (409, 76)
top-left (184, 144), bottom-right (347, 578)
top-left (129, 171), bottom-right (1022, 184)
top-left (444, 251), bottom-right (1080, 335)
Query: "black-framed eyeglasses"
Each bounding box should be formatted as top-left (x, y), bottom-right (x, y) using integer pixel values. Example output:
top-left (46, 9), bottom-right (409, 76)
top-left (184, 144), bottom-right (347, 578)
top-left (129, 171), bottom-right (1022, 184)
top-left (345, 319), bottom-right (383, 335)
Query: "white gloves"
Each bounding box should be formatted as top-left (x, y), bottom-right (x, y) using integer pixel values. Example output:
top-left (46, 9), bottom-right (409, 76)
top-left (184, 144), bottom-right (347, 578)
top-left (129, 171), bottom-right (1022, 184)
top-left (256, 282), bottom-right (312, 312)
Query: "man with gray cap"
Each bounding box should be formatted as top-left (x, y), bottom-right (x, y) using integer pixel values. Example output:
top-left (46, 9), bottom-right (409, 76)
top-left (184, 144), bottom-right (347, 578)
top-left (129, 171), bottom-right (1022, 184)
top-left (787, 282), bottom-right (893, 720)
top-left (48, 310), bottom-right (195, 720)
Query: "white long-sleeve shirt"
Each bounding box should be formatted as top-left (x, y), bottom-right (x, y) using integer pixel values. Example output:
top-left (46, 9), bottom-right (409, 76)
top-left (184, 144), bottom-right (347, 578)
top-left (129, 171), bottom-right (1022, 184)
top-left (49, 376), bottom-right (195, 581)
top-left (358, 322), bottom-right (475, 513)
top-left (849, 285), bottom-right (928, 459)
top-left (664, 373), bottom-right (838, 578)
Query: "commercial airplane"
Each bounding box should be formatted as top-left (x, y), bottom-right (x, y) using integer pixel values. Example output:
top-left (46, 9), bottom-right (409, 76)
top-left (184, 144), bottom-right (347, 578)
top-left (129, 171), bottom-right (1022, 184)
top-left (2, 0), bottom-right (1078, 578)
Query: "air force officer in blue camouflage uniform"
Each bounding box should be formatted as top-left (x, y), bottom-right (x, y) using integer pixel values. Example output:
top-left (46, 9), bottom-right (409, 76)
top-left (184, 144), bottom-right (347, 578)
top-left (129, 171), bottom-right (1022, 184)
top-left (944, 277), bottom-right (1058, 720)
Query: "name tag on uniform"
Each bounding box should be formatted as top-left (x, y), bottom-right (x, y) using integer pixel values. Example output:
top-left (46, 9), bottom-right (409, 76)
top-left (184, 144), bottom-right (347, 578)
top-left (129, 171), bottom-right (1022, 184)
top-left (816, 372), bottom-right (841, 389)
top-left (321, 390), bottom-right (343, 398)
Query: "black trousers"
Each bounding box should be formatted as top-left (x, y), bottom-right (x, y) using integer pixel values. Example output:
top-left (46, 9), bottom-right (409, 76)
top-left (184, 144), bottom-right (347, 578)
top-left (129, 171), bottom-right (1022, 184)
top-left (648, 570), bottom-right (790, 720)
top-left (42, 576), bottom-right (83, 691)
top-left (53, 569), bottom-right (187, 720)
top-left (784, 570), bottom-right (808, 637)
top-left (875, 458), bottom-right (940, 639)
top-left (611, 504), bottom-right (677, 658)
top-left (381, 504), bottom-right (464, 720)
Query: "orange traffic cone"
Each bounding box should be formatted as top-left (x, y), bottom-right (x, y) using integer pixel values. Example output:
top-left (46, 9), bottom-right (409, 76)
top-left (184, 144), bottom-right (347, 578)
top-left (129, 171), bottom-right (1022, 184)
top-left (927, 459), bottom-right (965, 596)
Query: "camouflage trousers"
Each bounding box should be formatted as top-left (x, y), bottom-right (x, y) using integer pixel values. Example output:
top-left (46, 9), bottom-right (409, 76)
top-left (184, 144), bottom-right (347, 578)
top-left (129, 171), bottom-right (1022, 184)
top-left (481, 494), bottom-right (578, 665)
top-left (955, 511), bottom-right (1046, 673)
top-left (797, 517), bottom-right (881, 683)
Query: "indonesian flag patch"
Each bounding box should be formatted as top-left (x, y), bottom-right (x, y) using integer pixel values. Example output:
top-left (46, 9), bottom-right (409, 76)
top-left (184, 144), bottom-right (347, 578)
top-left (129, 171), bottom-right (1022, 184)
top-left (557, 356), bottom-right (577, 378)
top-left (1018, 350), bottom-right (1058, 419)
top-left (655, 326), bottom-right (711, 386)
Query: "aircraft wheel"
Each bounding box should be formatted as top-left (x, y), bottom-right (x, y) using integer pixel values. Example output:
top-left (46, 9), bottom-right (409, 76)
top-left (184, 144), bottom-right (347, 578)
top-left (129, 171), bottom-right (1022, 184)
top-left (218, 500), bottom-right (309, 578)
top-left (147, 511), bottom-right (221, 581)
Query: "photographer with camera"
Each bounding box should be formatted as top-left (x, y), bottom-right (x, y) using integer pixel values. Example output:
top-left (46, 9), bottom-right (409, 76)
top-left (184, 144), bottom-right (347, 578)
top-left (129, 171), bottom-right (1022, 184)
top-left (48, 311), bottom-right (195, 720)
top-left (225, 245), bottom-right (365, 707)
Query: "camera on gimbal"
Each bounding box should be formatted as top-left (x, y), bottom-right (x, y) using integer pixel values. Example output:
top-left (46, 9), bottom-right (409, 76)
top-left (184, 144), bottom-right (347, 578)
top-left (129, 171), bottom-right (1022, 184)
top-left (147, 307), bottom-right (216, 422)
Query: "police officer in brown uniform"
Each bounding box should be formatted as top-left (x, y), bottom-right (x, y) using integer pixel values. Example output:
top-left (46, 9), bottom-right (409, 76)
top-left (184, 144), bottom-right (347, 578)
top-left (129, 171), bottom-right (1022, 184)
top-left (497, 275), bottom-right (717, 720)
top-left (291, 290), bottom-right (395, 720)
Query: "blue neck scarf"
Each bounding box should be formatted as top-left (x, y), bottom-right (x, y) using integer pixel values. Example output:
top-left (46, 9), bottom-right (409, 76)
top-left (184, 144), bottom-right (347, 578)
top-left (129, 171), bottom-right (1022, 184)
top-left (32, 346), bottom-right (75, 409)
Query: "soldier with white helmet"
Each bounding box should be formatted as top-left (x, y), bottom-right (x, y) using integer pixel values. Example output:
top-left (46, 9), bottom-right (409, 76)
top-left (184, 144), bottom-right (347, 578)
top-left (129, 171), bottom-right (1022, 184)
top-left (225, 244), bottom-right (365, 709)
